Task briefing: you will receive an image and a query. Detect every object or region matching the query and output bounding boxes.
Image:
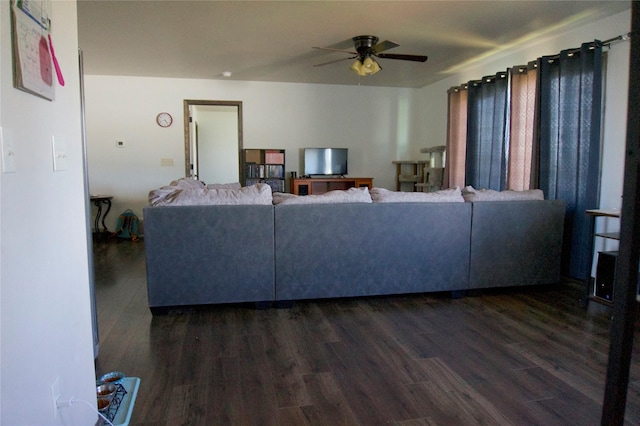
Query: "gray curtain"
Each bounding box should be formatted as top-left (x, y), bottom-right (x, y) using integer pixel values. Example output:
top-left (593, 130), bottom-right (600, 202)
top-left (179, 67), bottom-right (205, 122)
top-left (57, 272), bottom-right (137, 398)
top-left (538, 41), bottom-right (603, 279)
top-left (465, 72), bottom-right (510, 190)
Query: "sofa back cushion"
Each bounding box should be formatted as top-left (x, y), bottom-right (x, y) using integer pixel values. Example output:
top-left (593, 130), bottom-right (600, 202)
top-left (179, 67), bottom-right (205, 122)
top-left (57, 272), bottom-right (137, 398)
top-left (149, 182), bottom-right (273, 206)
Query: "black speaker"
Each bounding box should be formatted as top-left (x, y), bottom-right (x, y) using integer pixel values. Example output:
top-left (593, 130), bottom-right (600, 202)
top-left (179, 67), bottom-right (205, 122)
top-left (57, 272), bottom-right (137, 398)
top-left (595, 251), bottom-right (618, 301)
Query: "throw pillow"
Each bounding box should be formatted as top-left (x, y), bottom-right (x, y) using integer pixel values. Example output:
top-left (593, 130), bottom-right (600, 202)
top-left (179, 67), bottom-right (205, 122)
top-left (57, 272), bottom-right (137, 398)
top-left (462, 185), bottom-right (544, 202)
top-left (273, 186), bottom-right (372, 205)
top-left (169, 177), bottom-right (206, 189)
top-left (370, 187), bottom-right (464, 203)
top-left (149, 183), bottom-right (273, 206)
top-left (207, 182), bottom-right (242, 190)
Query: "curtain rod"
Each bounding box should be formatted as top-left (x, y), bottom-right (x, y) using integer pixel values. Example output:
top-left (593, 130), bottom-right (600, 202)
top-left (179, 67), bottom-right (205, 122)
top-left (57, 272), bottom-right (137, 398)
top-left (545, 33), bottom-right (632, 60)
top-left (448, 32), bottom-right (633, 91)
top-left (603, 31), bottom-right (633, 46)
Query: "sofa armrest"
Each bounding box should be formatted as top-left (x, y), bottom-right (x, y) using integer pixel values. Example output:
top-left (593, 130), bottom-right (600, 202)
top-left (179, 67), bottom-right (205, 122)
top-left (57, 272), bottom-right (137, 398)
top-left (469, 199), bottom-right (566, 289)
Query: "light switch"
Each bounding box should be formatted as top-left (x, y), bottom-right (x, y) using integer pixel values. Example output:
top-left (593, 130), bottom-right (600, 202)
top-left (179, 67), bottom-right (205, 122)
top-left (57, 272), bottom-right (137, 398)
top-left (52, 136), bottom-right (68, 171)
top-left (1, 127), bottom-right (16, 173)
top-left (160, 158), bottom-right (174, 167)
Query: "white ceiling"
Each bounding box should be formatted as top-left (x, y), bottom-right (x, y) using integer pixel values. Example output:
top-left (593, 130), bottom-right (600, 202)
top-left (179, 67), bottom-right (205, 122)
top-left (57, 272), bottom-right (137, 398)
top-left (76, 1), bottom-right (631, 89)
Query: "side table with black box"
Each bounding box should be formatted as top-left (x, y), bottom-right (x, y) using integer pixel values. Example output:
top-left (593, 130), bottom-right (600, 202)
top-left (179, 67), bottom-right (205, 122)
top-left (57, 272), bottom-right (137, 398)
top-left (585, 209), bottom-right (620, 305)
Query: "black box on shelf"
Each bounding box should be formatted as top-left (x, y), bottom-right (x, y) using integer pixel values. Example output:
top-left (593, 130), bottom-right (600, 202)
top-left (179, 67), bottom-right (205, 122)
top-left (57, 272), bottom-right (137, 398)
top-left (595, 251), bottom-right (618, 301)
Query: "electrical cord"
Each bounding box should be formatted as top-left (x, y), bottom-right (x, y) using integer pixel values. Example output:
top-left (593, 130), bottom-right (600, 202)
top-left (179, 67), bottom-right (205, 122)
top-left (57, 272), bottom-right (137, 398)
top-left (58, 397), bottom-right (115, 426)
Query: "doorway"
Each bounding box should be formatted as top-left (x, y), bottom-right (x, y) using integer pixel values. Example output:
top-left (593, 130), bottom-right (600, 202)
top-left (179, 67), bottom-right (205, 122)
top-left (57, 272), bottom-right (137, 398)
top-left (183, 100), bottom-right (243, 184)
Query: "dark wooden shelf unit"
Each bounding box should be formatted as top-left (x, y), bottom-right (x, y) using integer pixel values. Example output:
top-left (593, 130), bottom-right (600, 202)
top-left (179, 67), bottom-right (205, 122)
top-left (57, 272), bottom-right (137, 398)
top-left (243, 149), bottom-right (286, 192)
top-left (291, 177), bottom-right (373, 195)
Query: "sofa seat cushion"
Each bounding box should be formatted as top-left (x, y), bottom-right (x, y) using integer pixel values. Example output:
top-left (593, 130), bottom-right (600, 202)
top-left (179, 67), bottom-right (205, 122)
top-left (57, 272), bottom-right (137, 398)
top-left (462, 186), bottom-right (544, 202)
top-left (149, 182), bottom-right (273, 206)
top-left (370, 187), bottom-right (464, 203)
top-left (272, 186), bottom-right (372, 205)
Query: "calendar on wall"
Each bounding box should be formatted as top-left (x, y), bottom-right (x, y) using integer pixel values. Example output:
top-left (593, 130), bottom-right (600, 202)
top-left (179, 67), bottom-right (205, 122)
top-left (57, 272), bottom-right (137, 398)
top-left (10, 0), bottom-right (55, 101)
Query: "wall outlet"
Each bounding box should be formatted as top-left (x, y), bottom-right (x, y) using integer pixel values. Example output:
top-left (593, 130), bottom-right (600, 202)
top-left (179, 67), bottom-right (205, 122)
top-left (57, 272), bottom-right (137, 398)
top-left (50, 377), bottom-right (60, 418)
top-left (160, 158), bottom-right (174, 167)
top-left (116, 140), bottom-right (126, 148)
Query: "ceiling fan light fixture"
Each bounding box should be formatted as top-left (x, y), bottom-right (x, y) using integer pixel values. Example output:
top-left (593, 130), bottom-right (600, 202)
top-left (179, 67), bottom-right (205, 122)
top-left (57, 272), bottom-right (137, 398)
top-left (362, 56), bottom-right (381, 75)
top-left (350, 59), bottom-right (365, 75)
top-left (350, 56), bottom-right (380, 76)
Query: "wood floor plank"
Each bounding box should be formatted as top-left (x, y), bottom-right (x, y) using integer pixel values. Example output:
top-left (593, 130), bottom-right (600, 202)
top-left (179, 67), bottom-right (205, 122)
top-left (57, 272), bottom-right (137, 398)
top-left (261, 310), bottom-right (313, 409)
top-left (206, 356), bottom-right (245, 425)
top-left (283, 302), bottom-right (342, 343)
top-left (416, 326), bottom-right (535, 387)
top-left (396, 417), bottom-right (439, 426)
top-left (526, 395), bottom-right (602, 426)
top-left (507, 339), bottom-right (608, 405)
top-left (278, 304), bottom-right (342, 375)
top-left (275, 406), bottom-right (312, 426)
top-left (339, 302), bottom-right (434, 385)
top-left (235, 334), bottom-right (280, 425)
top-left (321, 338), bottom-right (423, 424)
top-left (473, 365), bottom-right (604, 425)
top-left (409, 357), bottom-right (513, 425)
top-left (299, 372), bottom-right (360, 426)
top-left (164, 383), bottom-right (207, 425)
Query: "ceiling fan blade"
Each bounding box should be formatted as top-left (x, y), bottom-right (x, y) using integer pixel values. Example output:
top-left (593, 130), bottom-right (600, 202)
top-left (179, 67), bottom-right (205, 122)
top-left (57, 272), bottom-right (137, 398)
top-left (314, 56), bottom-right (357, 67)
top-left (371, 40), bottom-right (399, 54)
top-left (376, 53), bottom-right (428, 62)
top-left (312, 46), bottom-right (357, 55)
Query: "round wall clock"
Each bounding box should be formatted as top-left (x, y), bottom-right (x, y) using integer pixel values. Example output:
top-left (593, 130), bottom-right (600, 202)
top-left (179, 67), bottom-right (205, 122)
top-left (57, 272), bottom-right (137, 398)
top-left (156, 112), bottom-right (173, 128)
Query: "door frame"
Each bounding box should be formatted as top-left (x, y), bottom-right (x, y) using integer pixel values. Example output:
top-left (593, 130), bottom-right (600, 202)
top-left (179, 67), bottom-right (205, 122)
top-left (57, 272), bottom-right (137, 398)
top-left (183, 99), bottom-right (243, 182)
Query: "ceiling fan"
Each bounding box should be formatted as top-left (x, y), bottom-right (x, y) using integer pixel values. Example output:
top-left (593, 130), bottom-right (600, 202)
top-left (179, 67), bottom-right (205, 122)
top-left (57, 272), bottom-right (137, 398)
top-left (313, 35), bottom-right (428, 76)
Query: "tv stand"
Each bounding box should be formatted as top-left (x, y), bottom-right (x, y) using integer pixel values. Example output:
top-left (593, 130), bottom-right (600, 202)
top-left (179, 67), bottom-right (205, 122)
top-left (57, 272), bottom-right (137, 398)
top-left (291, 177), bottom-right (373, 196)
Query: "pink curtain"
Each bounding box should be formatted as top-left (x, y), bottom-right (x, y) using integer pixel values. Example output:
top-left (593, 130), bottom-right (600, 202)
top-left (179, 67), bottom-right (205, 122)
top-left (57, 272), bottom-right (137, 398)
top-left (445, 85), bottom-right (468, 189)
top-left (508, 63), bottom-right (537, 190)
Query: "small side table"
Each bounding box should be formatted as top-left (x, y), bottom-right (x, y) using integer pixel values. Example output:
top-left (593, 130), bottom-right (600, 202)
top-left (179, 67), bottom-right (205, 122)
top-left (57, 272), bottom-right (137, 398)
top-left (584, 209), bottom-right (620, 305)
top-left (91, 195), bottom-right (113, 233)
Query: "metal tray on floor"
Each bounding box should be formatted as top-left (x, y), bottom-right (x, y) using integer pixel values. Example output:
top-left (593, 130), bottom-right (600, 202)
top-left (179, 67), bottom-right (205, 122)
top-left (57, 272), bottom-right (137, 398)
top-left (100, 377), bottom-right (140, 426)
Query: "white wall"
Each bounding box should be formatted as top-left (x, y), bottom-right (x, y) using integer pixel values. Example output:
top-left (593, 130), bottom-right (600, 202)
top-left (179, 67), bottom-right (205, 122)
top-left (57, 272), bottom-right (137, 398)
top-left (1, 1), bottom-right (97, 425)
top-left (84, 76), bottom-right (417, 227)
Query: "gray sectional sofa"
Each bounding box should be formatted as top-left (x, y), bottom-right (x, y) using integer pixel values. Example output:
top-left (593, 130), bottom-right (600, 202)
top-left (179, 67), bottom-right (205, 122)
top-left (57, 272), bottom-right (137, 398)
top-left (143, 195), bottom-right (565, 314)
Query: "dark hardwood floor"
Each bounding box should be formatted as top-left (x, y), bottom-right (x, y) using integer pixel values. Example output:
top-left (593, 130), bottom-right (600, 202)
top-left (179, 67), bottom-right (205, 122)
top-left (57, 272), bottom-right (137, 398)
top-left (93, 238), bottom-right (640, 425)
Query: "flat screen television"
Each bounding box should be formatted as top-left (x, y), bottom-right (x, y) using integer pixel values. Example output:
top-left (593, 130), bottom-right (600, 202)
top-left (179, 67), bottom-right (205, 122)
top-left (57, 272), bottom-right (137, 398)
top-left (304, 148), bottom-right (348, 177)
